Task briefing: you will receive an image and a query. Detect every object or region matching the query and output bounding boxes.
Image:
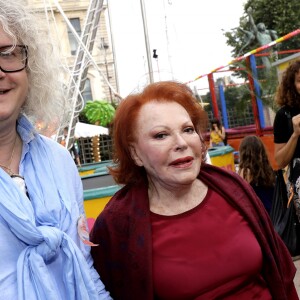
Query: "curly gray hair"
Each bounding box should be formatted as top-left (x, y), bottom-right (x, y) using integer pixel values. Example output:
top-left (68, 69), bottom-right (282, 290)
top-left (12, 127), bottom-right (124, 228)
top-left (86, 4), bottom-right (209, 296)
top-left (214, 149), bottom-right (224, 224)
top-left (0, 0), bottom-right (70, 127)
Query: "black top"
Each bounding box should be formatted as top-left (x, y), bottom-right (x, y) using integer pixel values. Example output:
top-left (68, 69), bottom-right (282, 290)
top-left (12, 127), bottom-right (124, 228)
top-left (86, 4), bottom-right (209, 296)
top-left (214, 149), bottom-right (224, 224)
top-left (273, 106), bottom-right (300, 160)
top-left (251, 184), bottom-right (274, 214)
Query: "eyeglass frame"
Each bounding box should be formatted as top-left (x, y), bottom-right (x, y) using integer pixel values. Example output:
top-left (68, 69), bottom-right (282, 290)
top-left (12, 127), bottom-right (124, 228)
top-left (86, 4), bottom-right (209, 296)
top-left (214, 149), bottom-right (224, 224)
top-left (0, 45), bottom-right (28, 73)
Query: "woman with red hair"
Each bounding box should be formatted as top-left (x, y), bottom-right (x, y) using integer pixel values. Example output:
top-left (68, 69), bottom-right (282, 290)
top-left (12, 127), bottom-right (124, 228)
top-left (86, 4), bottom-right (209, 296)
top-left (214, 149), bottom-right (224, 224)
top-left (91, 81), bottom-right (298, 300)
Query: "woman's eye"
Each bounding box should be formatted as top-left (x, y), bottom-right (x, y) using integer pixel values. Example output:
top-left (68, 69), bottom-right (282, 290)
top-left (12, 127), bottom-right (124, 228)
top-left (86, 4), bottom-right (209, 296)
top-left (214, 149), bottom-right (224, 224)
top-left (154, 133), bottom-right (167, 139)
top-left (184, 127), bottom-right (195, 133)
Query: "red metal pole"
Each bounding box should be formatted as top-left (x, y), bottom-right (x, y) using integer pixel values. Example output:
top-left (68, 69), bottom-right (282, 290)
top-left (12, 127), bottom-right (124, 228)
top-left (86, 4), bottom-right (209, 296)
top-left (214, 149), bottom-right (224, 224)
top-left (208, 73), bottom-right (219, 118)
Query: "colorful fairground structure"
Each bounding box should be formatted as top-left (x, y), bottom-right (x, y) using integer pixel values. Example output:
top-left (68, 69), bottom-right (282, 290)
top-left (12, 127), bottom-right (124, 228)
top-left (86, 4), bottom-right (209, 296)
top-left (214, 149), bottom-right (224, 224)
top-left (30, 1), bottom-right (300, 226)
top-left (186, 28), bottom-right (300, 170)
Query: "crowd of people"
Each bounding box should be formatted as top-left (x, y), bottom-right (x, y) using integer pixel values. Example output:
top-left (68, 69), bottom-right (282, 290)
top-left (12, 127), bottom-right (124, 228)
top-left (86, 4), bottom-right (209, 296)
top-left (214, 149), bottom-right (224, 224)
top-left (1, 0), bottom-right (300, 299)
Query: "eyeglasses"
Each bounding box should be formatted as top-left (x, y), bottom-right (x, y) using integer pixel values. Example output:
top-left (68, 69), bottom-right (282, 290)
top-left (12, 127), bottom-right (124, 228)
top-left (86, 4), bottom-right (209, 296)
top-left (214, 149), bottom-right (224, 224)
top-left (0, 45), bottom-right (28, 73)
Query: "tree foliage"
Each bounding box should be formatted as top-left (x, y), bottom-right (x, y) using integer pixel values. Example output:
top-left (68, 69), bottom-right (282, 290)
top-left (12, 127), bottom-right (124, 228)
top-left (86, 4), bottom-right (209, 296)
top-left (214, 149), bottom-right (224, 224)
top-left (203, 84), bottom-right (252, 112)
top-left (222, 0), bottom-right (300, 108)
top-left (225, 0), bottom-right (300, 60)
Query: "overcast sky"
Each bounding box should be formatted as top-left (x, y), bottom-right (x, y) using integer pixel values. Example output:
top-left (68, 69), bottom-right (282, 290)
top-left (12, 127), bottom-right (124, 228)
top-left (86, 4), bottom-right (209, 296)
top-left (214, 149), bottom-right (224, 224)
top-left (106, 0), bottom-right (246, 97)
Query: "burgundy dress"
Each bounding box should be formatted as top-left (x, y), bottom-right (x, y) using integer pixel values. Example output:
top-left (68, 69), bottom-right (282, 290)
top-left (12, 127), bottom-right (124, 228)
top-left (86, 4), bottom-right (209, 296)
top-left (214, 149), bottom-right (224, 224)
top-left (90, 164), bottom-right (298, 300)
top-left (151, 189), bottom-right (271, 299)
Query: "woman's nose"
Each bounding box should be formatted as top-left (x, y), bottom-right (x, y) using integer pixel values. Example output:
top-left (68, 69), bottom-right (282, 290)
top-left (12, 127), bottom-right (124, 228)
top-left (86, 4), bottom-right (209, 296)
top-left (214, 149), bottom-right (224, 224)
top-left (174, 133), bottom-right (188, 151)
top-left (0, 68), bottom-right (5, 78)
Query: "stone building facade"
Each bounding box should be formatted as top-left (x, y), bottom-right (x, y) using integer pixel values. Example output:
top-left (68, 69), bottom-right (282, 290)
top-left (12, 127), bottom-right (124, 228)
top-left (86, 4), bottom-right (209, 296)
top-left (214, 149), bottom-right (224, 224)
top-left (27, 0), bottom-right (117, 105)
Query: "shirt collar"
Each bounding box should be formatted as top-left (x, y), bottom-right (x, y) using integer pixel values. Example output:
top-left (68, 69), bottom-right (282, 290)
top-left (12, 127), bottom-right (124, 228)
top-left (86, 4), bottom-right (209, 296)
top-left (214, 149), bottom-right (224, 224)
top-left (17, 114), bottom-right (37, 145)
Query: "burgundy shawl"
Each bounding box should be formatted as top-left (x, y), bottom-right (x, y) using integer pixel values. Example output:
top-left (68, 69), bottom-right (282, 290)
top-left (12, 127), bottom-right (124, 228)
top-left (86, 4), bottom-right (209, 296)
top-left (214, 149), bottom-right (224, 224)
top-left (90, 164), bottom-right (298, 300)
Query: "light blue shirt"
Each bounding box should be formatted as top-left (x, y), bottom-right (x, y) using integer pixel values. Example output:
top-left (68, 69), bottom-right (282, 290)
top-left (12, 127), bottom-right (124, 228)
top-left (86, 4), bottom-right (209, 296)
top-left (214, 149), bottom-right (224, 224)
top-left (0, 115), bottom-right (112, 300)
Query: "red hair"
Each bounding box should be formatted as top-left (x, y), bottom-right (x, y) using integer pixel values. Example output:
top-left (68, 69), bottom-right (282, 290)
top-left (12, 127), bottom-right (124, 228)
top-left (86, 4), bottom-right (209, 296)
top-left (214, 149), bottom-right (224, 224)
top-left (109, 81), bottom-right (208, 185)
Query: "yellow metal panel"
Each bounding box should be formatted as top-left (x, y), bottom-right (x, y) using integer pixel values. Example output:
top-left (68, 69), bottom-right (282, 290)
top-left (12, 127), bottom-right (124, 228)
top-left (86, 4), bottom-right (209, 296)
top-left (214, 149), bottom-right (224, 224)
top-left (210, 152), bottom-right (235, 172)
top-left (84, 196), bottom-right (111, 220)
top-left (79, 169), bottom-right (95, 176)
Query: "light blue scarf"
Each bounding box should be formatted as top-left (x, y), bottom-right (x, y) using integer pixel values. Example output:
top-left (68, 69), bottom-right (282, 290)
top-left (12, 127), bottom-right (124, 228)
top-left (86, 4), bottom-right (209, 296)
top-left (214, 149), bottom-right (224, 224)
top-left (0, 116), bottom-right (99, 300)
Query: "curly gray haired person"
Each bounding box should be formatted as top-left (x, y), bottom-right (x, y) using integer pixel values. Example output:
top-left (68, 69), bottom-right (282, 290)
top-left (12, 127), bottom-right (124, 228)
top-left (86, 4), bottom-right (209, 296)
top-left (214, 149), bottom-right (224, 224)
top-left (0, 1), bottom-right (112, 299)
top-left (0, 0), bottom-right (68, 125)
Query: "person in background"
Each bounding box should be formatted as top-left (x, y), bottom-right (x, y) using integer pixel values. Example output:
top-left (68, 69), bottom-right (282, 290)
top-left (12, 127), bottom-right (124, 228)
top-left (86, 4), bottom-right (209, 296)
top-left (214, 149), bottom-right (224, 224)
top-left (209, 117), bottom-right (226, 147)
top-left (62, 127), bottom-right (82, 167)
top-left (273, 60), bottom-right (300, 217)
top-left (72, 138), bottom-right (82, 167)
top-left (238, 135), bottom-right (275, 214)
top-left (90, 81), bottom-right (298, 300)
top-left (0, 1), bottom-right (111, 299)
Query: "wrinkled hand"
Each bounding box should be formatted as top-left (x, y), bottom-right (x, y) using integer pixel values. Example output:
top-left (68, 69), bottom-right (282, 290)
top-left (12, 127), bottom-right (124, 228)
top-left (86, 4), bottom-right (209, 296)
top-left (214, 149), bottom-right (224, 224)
top-left (292, 114), bottom-right (300, 136)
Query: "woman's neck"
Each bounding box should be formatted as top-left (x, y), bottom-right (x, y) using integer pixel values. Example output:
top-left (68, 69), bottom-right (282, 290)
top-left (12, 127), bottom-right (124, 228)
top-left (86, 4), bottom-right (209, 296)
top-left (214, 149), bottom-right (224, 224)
top-left (0, 127), bottom-right (21, 176)
top-left (148, 178), bottom-right (208, 216)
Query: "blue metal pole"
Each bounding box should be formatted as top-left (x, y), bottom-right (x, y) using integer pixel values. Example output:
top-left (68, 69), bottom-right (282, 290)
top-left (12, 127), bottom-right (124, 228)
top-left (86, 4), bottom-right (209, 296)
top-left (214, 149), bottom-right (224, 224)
top-left (249, 55), bottom-right (265, 128)
top-left (218, 84), bottom-right (229, 129)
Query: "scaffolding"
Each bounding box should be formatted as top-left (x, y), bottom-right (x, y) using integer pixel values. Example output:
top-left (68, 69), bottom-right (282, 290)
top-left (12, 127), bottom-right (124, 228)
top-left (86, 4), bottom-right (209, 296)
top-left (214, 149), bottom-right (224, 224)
top-left (41, 0), bottom-right (121, 151)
